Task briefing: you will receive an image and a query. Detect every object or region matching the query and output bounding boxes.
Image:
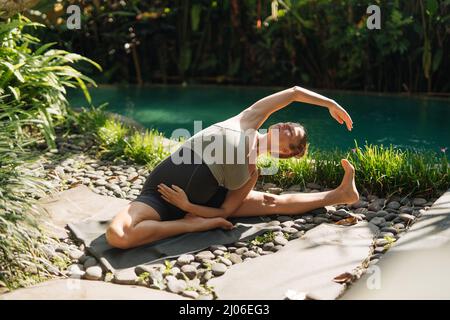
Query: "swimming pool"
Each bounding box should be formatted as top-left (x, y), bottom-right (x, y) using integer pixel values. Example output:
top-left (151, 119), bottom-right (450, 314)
top-left (69, 85), bottom-right (450, 152)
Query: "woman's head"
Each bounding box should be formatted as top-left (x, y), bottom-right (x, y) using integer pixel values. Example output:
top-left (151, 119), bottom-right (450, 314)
top-left (267, 122), bottom-right (308, 159)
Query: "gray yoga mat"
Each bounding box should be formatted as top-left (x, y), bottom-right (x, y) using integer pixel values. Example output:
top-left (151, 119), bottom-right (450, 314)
top-left (41, 185), bottom-right (279, 272)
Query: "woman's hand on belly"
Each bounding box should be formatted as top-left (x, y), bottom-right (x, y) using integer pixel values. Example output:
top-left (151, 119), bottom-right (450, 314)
top-left (157, 183), bottom-right (191, 211)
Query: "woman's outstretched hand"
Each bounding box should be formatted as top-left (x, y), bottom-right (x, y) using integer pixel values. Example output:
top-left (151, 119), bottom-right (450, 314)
top-left (328, 101), bottom-right (353, 131)
top-left (157, 183), bottom-right (191, 211)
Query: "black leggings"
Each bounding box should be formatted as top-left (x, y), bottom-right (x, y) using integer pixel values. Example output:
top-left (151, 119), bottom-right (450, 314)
top-left (132, 147), bottom-right (228, 221)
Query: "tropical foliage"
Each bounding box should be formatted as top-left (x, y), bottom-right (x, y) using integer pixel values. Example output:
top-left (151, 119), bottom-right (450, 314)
top-left (27, 0), bottom-right (449, 93)
top-left (0, 14), bottom-right (100, 148)
top-left (0, 15), bottom-right (96, 289)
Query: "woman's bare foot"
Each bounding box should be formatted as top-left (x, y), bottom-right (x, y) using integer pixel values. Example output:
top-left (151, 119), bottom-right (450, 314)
top-left (336, 159), bottom-right (359, 204)
top-left (182, 213), bottom-right (234, 232)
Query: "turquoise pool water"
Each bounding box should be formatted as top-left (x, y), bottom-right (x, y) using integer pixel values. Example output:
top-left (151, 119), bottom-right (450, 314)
top-left (69, 85), bottom-right (450, 152)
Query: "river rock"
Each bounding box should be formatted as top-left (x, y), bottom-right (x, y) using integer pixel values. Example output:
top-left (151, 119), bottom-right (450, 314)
top-left (228, 253), bottom-right (242, 264)
top-left (180, 265), bottom-right (197, 280)
top-left (274, 235), bottom-right (288, 246)
top-left (67, 264), bottom-right (85, 278)
top-left (368, 200), bottom-right (384, 211)
top-left (195, 251), bottom-right (215, 262)
top-left (351, 200), bottom-right (368, 209)
top-left (294, 218), bottom-right (306, 224)
top-left (83, 256), bottom-right (97, 269)
top-left (167, 278), bottom-right (187, 294)
top-left (381, 227), bottom-right (398, 235)
top-left (243, 251), bottom-right (259, 259)
top-left (177, 254), bottom-right (195, 266)
top-left (234, 241), bottom-right (247, 248)
top-left (218, 256), bottom-right (232, 267)
top-left (113, 269), bottom-right (137, 285)
top-left (399, 206), bottom-right (413, 214)
top-left (267, 220), bottom-right (281, 227)
top-left (182, 290), bottom-right (199, 299)
top-left (313, 217), bottom-right (329, 224)
top-left (384, 213), bottom-right (398, 221)
top-left (375, 239), bottom-right (389, 246)
top-left (282, 227), bottom-right (299, 234)
top-left (281, 220), bottom-right (295, 228)
top-left (209, 245), bottom-right (227, 251)
top-left (211, 263), bottom-right (227, 276)
top-left (84, 266), bottom-right (103, 280)
top-left (369, 217), bottom-right (386, 226)
top-left (263, 242), bottom-right (275, 251)
top-left (376, 210), bottom-right (388, 217)
top-left (68, 248), bottom-right (84, 261)
top-left (413, 198), bottom-right (427, 206)
top-left (134, 264), bottom-right (155, 276)
top-left (276, 215), bottom-right (292, 223)
top-left (387, 201), bottom-right (401, 209)
top-left (399, 213), bottom-right (415, 223)
top-left (235, 247), bottom-right (248, 255)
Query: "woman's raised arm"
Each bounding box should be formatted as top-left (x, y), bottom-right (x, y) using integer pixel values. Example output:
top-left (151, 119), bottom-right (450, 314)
top-left (238, 86), bottom-right (353, 131)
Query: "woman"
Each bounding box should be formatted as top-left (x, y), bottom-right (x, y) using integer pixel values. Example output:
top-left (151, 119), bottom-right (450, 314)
top-left (106, 86), bottom-right (359, 249)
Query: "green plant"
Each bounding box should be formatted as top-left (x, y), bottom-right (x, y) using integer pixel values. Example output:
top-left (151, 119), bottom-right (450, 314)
top-left (66, 103), bottom-right (108, 135)
top-left (0, 14), bottom-right (100, 149)
top-left (163, 260), bottom-right (173, 275)
top-left (124, 130), bottom-right (170, 169)
top-left (203, 261), bottom-right (212, 271)
top-left (0, 120), bottom-right (55, 289)
top-left (0, 15), bottom-right (101, 290)
top-left (250, 231), bottom-right (275, 246)
top-left (97, 118), bottom-right (128, 159)
top-left (137, 271), bottom-right (150, 283)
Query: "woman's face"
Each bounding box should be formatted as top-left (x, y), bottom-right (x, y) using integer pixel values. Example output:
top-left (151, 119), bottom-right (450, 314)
top-left (268, 122), bottom-right (305, 158)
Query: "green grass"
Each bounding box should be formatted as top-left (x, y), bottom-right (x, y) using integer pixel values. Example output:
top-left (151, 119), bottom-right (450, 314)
top-left (69, 105), bottom-right (170, 170)
top-left (124, 129), bottom-right (170, 169)
top-left (259, 143), bottom-right (449, 198)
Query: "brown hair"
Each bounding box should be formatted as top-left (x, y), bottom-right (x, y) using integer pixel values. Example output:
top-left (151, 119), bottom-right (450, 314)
top-left (280, 122), bottom-right (308, 159)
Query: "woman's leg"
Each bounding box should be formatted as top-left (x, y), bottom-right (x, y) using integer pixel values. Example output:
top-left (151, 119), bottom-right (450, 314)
top-left (229, 159), bottom-right (359, 217)
top-left (106, 202), bottom-right (233, 249)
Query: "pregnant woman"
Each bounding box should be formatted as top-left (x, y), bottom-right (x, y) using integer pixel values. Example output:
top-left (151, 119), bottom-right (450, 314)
top-left (106, 86), bottom-right (359, 249)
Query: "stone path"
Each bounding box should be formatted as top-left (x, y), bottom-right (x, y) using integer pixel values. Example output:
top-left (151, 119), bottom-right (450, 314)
top-left (341, 189), bottom-right (450, 300)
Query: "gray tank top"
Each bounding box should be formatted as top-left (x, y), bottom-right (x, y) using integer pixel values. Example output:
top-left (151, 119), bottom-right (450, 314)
top-left (181, 124), bottom-right (251, 190)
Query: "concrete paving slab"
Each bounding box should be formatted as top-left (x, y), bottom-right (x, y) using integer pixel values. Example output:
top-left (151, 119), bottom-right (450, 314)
top-left (341, 189), bottom-right (450, 300)
top-left (0, 279), bottom-right (189, 300)
top-left (209, 222), bottom-right (378, 300)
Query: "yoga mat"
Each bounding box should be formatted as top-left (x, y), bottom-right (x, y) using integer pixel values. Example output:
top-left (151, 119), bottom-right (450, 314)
top-left (41, 186), bottom-right (280, 272)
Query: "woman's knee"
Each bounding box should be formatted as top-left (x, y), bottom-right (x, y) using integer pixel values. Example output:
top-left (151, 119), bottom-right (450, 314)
top-left (106, 223), bottom-right (133, 249)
